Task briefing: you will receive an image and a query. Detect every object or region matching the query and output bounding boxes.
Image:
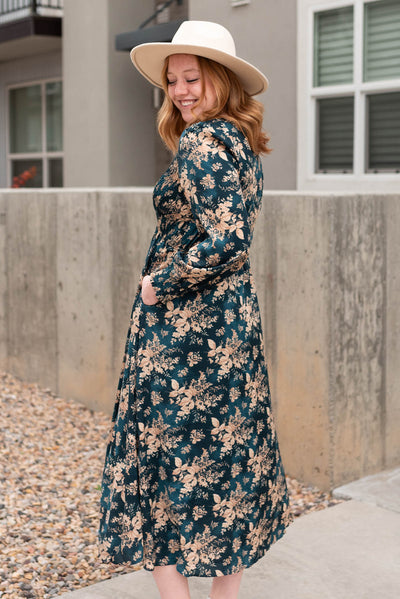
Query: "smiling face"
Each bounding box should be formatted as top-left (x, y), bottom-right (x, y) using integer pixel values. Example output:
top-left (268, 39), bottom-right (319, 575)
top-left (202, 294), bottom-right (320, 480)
top-left (166, 54), bottom-right (218, 123)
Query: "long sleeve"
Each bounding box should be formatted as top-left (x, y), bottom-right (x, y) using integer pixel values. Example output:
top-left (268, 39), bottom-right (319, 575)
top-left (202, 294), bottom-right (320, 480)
top-left (149, 122), bottom-right (252, 304)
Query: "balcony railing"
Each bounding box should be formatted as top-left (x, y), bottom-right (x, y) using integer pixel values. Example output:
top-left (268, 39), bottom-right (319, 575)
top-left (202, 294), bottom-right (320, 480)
top-left (0, 0), bottom-right (63, 24)
top-left (139, 0), bottom-right (183, 29)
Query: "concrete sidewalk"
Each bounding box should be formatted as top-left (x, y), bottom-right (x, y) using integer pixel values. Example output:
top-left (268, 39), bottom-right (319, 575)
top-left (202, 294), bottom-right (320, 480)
top-left (58, 467), bottom-right (400, 599)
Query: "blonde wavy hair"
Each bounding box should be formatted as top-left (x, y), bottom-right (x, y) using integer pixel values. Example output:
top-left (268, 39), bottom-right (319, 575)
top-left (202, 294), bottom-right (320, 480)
top-left (157, 55), bottom-right (271, 155)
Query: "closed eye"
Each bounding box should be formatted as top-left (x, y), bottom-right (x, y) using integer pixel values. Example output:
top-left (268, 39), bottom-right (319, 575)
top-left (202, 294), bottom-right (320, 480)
top-left (167, 78), bottom-right (199, 85)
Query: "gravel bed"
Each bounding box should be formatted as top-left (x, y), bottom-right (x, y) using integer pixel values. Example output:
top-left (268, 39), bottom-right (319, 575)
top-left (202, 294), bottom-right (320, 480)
top-left (0, 371), bottom-right (343, 598)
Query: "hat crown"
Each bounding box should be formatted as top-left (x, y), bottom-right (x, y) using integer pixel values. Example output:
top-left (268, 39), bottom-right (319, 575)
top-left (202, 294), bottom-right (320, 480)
top-left (171, 21), bottom-right (236, 57)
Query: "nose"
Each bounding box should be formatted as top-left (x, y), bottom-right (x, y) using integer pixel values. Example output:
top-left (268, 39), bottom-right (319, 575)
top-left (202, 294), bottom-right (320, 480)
top-left (174, 79), bottom-right (189, 97)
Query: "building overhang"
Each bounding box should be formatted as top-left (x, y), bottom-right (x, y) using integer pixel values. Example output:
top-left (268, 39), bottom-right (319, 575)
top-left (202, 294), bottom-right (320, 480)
top-left (115, 20), bottom-right (184, 52)
top-left (0, 15), bottom-right (61, 43)
top-left (0, 15), bottom-right (62, 62)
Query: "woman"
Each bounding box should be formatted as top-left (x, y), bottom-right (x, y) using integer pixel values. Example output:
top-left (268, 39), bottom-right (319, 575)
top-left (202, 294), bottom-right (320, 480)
top-left (98, 20), bottom-right (293, 599)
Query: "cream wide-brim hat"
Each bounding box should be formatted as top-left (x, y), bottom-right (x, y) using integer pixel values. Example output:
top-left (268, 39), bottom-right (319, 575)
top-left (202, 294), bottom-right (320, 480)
top-left (130, 20), bottom-right (269, 96)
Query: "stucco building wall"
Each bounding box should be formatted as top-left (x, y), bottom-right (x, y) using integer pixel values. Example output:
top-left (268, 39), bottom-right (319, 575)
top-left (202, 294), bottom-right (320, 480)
top-left (189, 0), bottom-right (297, 190)
top-left (63, 0), bottom-right (158, 187)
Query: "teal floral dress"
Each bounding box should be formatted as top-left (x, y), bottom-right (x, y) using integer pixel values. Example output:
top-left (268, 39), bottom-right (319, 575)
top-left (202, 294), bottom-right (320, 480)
top-left (98, 118), bottom-right (293, 577)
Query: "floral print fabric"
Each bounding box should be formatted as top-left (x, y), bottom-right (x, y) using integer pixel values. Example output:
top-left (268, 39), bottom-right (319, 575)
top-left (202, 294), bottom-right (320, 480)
top-left (98, 119), bottom-right (293, 577)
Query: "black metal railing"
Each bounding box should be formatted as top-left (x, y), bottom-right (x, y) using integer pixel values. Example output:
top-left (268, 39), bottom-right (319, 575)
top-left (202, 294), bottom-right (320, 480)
top-left (139, 0), bottom-right (182, 29)
top-left (0, 0), bottom-right (63, 17)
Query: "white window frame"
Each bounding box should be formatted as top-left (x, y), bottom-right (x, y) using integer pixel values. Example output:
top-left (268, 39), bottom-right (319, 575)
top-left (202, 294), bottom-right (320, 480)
top-left (297, 0), bottom-right (400, 191)
top-left (6, 77), bottom-right (63, 188)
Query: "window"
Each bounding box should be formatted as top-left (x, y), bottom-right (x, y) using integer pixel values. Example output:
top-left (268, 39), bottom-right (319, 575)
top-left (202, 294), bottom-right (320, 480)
top-left (299, 0), bottom-right (400, 189)
top-left (364, 0), bottom-right (400, 82)
top-left (8, 80), bottom-right (63, 188)
top-left (368, 91), bottom-right (400, 170)
top-left (317, 96), bottom-right (354, 171)
top-left (314, 7), bottom-right (354, 88)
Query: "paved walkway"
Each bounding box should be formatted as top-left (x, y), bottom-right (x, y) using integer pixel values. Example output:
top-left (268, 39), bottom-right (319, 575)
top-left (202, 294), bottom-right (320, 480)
top-left (59, 467), bottom-right (400, 599)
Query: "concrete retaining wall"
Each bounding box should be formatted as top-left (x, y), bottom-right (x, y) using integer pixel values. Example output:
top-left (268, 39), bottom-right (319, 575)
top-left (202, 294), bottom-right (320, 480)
top-left (0, 189), bottom-right (399, 490)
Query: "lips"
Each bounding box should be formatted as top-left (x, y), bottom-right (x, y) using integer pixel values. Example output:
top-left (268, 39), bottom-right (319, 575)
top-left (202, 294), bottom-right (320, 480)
top-left (180, 100), bottom-right (197, 107)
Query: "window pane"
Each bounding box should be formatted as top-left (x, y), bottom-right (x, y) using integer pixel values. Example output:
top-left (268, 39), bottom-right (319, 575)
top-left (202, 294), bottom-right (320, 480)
top-left (314, 7), bottom-right (354, 87)
top-left (317, 97), bottom-right (354, 172)
top-left (364, 0), bottom-right (400, 82)
top-left (46, 81), bottom-right (63, 152)
top-left (368, 92), bottom-right (400, 171)
top-left (9, 85), bottom-right (42, 153)
top-left (49, 158), bottom-right (63, 187)
top-left (11, 160), bottom-right (43, 188)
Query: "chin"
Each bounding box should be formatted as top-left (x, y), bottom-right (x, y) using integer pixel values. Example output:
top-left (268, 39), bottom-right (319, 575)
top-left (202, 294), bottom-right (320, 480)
top-left (182, 111), bottom-right (200, 124)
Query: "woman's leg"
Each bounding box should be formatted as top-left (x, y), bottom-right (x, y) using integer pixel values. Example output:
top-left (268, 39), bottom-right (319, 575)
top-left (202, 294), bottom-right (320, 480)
top-left (209, 570), bottom-right (244, 599)
top-left (152, 564), bottom-right (191, 599)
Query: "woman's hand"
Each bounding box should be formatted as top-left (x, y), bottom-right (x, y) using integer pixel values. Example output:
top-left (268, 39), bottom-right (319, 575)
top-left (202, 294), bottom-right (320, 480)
top-left (141, 274), bottom-right (158, 305)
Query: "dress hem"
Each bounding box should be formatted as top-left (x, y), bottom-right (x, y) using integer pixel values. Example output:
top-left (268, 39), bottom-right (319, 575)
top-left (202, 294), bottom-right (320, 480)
top-left (98, 507), bottom-right (293, 578)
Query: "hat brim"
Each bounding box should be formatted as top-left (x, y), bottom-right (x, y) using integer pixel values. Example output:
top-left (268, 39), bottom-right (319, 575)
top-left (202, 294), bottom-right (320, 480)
top-left (130, 43), bottom-right (269, 96)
